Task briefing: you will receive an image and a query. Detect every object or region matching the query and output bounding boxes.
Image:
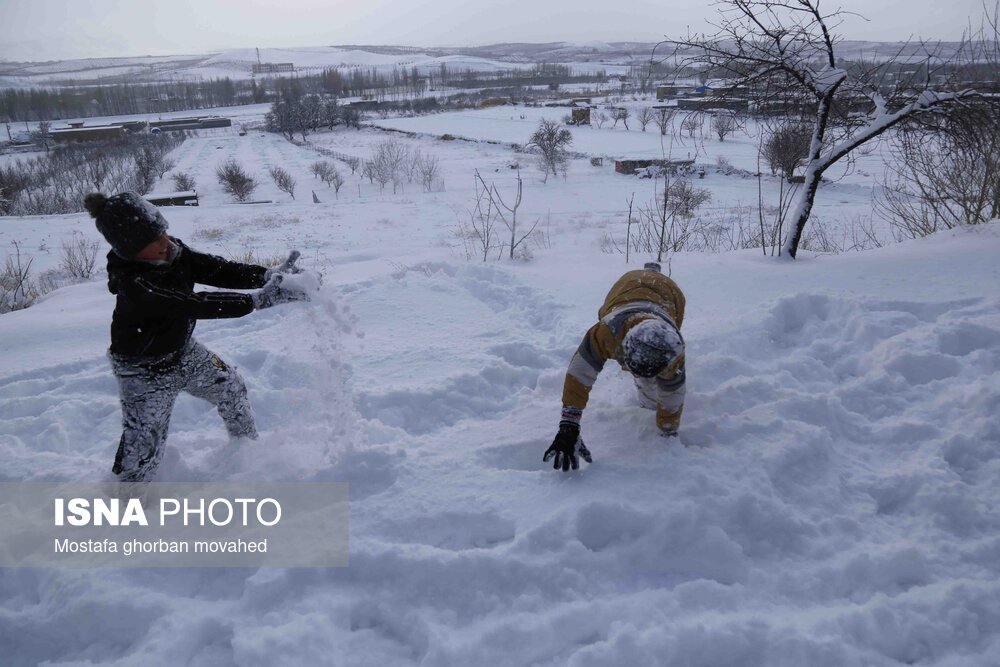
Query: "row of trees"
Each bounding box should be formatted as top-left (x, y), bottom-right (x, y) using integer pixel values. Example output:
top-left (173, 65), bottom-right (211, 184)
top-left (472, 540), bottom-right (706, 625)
top-left (214, 140), bottom-right (444, 204)
top-left (0, 133), bottom-right (184, 215)
top-left (264, 95), bottom-right (361, 141)
top-left (360, 140), bottom-right (443, 194)
top-left (1, 78), bottom-right (268, 123)
top-left (2, 61), bottom-right (613, 123)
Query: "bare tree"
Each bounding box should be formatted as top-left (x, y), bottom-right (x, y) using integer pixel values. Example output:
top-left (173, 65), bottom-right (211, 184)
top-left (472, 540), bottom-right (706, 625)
top-left (463, 174), bottom-right (502, 261)
top-left (361, 160), bottom-right (376, 185)
top-left (371, 139), bottom-right (410, 193)
top-left (323, 167), bottom-right (344, 198)
top-left (419, 153), bottom-right (441, 192)
top-left (269, 166), bottom-right (297, 200)
top-left (653, 178), bottom-right (712, 262)
top-left (83, 151), bottom-right (109, 191)
top-left (0, 241), bottom-right (38, 313)
top-left (405, 149), bottom-right (422, 184)
top-left (310, 161), bottom-right (329, 181)
top-left (711, 112), bottom-right (738, 141)
top-left (680, 113), bottom-right (701, 138)
top-left (216, 159), bottom-right (257, 202)
top-left (623, 178), bottom-right (712, 262)
top-left (474, 169), bottom-right (538, 260)
top-left (877, 106), bottom-right (1000, 238)
top-left (636, 107), bottom-right (655, 131)
top-left (154, 156), bottom-right (176, 179)
top-left (527, 118), bottom-right (573, 183)
top-left (665, 0), bottom-right (981, 257)
top-left (654, 107), bottom-right (675, 136)
top-left (762, 122), bottom-right (813, 180)
top-left (612, 107), bottom-right (631, 130)
top-left (593, 111), bottom-right (609, 129)
top-left (33, 122), bottom-right (52, 152)
top-left (59, 233), bottom-right (101, 280)
top-left (133, 145), bottom-right (159, 194)
top-left (171, 172), bottom-right (196, 191)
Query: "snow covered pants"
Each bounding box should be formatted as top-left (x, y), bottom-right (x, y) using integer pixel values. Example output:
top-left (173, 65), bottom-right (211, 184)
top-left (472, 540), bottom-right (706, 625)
top-left (634, 361), bottom-right (686, 434)
top-left (109, 339), bottom-right (257, 482)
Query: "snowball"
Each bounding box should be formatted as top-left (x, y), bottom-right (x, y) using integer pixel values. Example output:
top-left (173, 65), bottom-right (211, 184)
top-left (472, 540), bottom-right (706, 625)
top-left (279, 270), bottom-right (322, 295)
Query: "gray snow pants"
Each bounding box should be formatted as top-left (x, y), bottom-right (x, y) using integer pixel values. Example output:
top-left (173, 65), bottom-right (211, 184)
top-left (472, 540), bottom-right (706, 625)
top-left (110, 339), bottom-right (257, 482)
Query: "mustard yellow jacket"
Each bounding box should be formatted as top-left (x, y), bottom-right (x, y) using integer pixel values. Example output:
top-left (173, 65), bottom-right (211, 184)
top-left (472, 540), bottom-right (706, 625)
top-left (561, 269), bottom-right (686, 432)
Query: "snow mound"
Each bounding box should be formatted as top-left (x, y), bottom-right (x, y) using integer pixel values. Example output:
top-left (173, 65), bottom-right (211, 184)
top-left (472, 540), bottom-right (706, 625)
top-left (279, 269), bottom-right (323, 296)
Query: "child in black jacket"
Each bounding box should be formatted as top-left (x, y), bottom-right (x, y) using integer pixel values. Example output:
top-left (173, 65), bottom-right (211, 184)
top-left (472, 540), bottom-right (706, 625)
top-left (85, 191), bottom-right (308, 481)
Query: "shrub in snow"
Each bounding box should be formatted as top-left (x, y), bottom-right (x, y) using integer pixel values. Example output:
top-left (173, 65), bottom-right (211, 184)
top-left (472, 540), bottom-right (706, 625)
top-left (216, 159), bottom-right (257, 202)
top-left (0, 242), bottom-right (40, 314)
top-left (762, 123), bottom-right (812, 182)
top-left (268, 166), bottom-right (297, 201)
top-left (171, 171), bottom-right (196, 192)
top-left (527, 119), bottom-right (572, 183)
top-left (59, 233), bottom-right (100, 280)
top-left (878, 106), bottom-right (1000, 238)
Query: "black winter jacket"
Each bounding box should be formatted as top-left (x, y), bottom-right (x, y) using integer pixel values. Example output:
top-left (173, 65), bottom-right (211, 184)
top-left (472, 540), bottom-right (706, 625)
top-left (107, 237), bottom-right (267, 358)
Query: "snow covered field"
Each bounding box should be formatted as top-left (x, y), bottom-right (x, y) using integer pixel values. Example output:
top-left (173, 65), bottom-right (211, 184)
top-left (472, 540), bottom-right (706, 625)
top-left (1, 112), bottom-right (999, 665)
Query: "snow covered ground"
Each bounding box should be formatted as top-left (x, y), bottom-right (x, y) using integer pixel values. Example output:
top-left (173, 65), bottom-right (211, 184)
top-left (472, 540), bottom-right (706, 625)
top-left (1, 113), bottom-right (999, 665)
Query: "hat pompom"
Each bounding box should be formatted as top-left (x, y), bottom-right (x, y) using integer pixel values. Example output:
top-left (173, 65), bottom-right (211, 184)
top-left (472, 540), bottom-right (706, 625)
top-left (83, 192), bottom-right (108, 219)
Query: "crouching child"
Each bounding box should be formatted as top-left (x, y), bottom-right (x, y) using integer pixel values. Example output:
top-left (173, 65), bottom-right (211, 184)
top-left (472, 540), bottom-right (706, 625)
top-left (85, 191), bottom-right (311, 482)
top-left (545, 262), bottom-right (686, 472)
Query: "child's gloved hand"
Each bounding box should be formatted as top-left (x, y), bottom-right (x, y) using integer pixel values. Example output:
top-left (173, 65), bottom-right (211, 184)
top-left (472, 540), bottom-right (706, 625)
top-left (251, 273), bottom-right (310, 310)
top-left (264, 250), bottom-right (303, 281)
top-left (543, 421), bottom-right (593, 472)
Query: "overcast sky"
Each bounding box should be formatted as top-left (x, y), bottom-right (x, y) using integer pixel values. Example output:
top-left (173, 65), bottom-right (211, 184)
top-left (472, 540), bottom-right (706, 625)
top-left (0, 0), bottom-right (987, 62)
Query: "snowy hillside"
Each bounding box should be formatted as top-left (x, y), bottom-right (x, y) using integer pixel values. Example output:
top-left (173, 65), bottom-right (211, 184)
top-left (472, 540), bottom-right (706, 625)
top-left (0, 45), bottom-right (532, 88)
top-left (1, 114), bottom-right (999, 665)
top-left (0, 39), bottom-right (963, 88)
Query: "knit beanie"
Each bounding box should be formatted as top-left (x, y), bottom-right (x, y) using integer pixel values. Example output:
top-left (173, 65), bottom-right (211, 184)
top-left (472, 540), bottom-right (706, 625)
top-left (622, 319), bottom-right (683, 378)
top-left (84, 192), bottom-right (169, 258)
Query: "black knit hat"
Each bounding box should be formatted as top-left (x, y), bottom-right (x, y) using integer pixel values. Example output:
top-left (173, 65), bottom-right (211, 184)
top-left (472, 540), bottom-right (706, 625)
top-left (622, 319), bottom-right (683, 378)
top-left (84, 192), bottom-right (169, 258)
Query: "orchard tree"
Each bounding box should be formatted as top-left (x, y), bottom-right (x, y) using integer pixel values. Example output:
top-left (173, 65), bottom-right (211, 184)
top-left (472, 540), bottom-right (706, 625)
top-left (527, 118), bottom-right (573, 182)
top-left (654, 107), bottom-right (675, 135)
top-left (636, 107), bottom-right (655, 131)
top-left (528, 118), bottom-right (573, 182)
top-left (763, 122), bottom-right (813, 180)
top-left (269, 166), bottom-right (297, 200)
top-left (711, 112), bottom-right (738, 141)
top-left (612, 107), bottom-right (630, 130)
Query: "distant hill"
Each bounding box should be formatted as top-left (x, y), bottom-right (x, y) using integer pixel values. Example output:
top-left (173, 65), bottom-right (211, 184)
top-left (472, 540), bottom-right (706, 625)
top-left (0, 40), bottom-right (969, 89)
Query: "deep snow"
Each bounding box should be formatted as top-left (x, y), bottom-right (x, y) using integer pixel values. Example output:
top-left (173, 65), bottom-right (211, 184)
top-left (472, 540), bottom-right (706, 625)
top-left (1, 114), bottom-right (999, 666)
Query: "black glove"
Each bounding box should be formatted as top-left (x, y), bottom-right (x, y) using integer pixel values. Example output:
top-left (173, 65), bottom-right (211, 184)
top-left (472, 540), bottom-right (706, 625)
top-left (251, 273), bottom-right (310, 310)
top-left (543, 421), bottom-right (592, 472)
top-left (264, 250), bottom-right (303, 281)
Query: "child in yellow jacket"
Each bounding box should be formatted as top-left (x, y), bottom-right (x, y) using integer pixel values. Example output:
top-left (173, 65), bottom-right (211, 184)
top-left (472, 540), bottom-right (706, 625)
top-left (545, 263), bottom-right (686, 471)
